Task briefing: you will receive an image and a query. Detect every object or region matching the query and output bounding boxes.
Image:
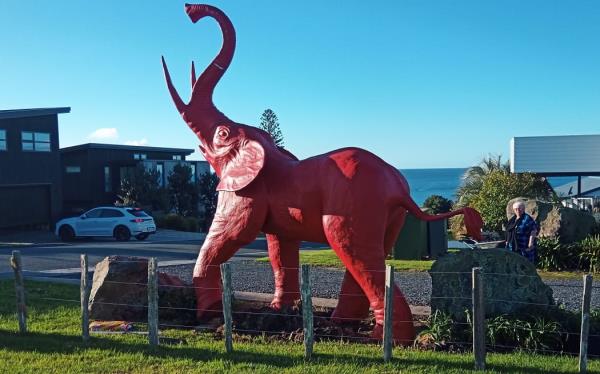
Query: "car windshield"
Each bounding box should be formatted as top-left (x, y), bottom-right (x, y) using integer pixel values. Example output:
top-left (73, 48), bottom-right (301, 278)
top-left (127, 208), bottom-right (149, 217)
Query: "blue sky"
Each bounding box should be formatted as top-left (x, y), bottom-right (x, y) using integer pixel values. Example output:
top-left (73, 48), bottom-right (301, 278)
top-left (1, 1), bottom-right (599, 168)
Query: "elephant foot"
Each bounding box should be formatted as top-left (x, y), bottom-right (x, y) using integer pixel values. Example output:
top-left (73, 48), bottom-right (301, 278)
top-left (370, 294), bottom-right (416, 346)
top-left (269, 291), bottom-right (300, 310)
top-left (193, 276), bottom-right (223, 320)
top-left (196, 298), bottom-right (223, 321)
top-left (370, 321), bottom-right (416, 347)
top-left (331, 296), bottom-right (370, 323)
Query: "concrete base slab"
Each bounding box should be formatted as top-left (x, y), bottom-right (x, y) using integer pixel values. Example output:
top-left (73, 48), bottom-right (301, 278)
top-left (234, 291), bottom-right (431, 318)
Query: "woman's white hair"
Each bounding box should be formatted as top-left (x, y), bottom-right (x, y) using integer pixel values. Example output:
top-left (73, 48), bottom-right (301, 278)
top-left (512, 200), bottom-right (526, 209)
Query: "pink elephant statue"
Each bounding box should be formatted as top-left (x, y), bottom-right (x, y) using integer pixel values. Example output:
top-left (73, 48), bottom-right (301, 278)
top-left (162, 4), bottom-right (483, 345)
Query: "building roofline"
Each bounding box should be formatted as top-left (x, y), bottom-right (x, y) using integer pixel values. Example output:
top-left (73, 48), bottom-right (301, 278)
top-left (0, 107), bottom-right (71, 120)
top-left (60, 143), bottom-right (195, 155)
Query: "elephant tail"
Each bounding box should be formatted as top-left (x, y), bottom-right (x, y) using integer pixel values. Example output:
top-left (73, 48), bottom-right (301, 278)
top-left (396, 195), bottom-right (483, 241)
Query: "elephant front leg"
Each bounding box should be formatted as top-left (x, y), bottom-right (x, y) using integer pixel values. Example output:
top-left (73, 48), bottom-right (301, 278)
top-left (266, 234), bottom-right (300, 309)
top-left (193, 190), bottom-right (266, 320)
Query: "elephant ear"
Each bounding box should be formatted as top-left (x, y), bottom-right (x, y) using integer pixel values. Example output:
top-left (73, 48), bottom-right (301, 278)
top-left (216, 140), bottom-right (265, 191)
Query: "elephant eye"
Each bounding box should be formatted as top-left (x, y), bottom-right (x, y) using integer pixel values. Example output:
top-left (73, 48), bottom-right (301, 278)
top-left (217, 128), bottom-right (229, 138)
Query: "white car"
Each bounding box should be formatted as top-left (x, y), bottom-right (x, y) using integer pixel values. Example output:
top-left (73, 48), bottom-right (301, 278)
top-left (55, 207), bottom-right (156, 242)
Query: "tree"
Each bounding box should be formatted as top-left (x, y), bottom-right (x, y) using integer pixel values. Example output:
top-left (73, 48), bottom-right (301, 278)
top-left (455, 155), bottom-right (510, 207)
top-left (470, 170), bottom-right (553, 232)
top-left (197, 172), bottom-right (220, 231)
top-left (259, 109), bottom-right (284, 147)
top-left (423, 195), bottom-right (453, 214)
top-left (450, 155), bottom-right (554, 237)
top-left (117, 165), bottom-right (166, 210)
top-left (168, 164), bottom-right (198, 216)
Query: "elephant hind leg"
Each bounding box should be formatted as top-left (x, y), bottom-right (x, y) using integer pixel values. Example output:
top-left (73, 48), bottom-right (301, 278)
top-left (323, 214), bottom-right (415, 345)
top-left (333, 208), bottom-right (407, 322)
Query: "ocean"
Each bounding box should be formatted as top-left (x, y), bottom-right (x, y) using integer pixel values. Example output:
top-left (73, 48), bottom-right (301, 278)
top-left (399, 168), bottom-right (467, 206)
top-left (401, 168), bottom-right (574, 207)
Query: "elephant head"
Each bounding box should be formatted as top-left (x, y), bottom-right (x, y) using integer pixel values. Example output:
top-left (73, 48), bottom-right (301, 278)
top-left (162, 4), bottom-right (276, 192)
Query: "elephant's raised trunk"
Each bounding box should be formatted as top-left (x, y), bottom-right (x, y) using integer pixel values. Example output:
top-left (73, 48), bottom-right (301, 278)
top-left (186, 4), bottom-right (235, 108)
top-left (162, 4), bottom-right (236, 135)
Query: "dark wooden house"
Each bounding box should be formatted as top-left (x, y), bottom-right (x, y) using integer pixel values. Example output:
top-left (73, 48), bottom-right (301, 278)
top-left (0, 107), bottom-right (70, 228)
top-left (60, 143), bottom-right (209, 214)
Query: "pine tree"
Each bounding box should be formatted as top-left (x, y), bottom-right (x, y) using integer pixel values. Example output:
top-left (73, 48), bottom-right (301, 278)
top-left (259, 109), bottom-right (284, 147)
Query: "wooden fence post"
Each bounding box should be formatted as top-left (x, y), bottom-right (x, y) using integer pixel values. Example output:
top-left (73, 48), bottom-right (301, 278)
top-left (220, 263), bottom-right (233, 353)
top-left (579, 274), bottom-right (593, 373)
top-left (10, 250), bottom-right (27, 333)
top-left (148, 257), bottom-right (159, 346)
top-left (472, 267), bottom-right (486, 371)
top-left (301, 264), bottom-right (314, 360)
top-left (383, 265), bottom-right (394, 362)
top-left (80, 254), bottom-right (90, 342)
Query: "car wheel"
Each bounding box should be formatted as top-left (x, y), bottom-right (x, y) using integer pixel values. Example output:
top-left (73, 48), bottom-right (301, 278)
top-left (135, 233), bottom-right (149, 241)
top-left (59, 225), bottom-right (75, 242)
top-left (114, 226), bottom-right (131, 241)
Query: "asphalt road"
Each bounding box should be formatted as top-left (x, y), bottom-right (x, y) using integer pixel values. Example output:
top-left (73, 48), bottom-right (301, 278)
top-left (0, 230), bottom-right (328, 280)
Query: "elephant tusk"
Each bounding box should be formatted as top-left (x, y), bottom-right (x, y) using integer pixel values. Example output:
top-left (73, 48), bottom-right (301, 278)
top-left (161, 56), bottom-right (187, 115)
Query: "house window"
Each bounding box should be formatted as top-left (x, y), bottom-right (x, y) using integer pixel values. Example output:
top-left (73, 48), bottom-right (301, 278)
top-left (0, 129), bottom-right (6, 151)
top-left (133, 153), bottom-right (147, 160)
top-left (65, 166), bottom-right (81, 173)
top-left (172, 155), bottom-right (182, 160)
top-left (156, 163), bottom-right (164, 187)
top-left (190, 164), bottom-right (196, 182)
top-left (22, 131), bottom-right (51, 152)
top-left (104, 166), bottom-right (112, 192)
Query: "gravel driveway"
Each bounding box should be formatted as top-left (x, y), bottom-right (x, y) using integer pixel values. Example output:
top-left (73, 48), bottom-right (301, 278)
top-left (161, 261), bottom-right (599, 312)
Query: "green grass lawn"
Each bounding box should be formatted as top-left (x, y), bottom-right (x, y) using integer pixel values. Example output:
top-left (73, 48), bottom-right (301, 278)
top-left (256, 249), bottom-right (433, 271)
top-left (257, 249), bottom-right (594, 280)
top-left (1, 280), bottom-right (598, 373)
top-left (0, 281), bottom-right (600, 373)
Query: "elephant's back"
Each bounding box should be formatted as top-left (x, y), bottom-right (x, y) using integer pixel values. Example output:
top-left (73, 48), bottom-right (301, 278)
top-left (303, 147), bottom-right (410, 199)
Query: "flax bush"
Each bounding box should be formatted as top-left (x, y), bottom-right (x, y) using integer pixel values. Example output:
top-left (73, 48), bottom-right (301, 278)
top-left (579, 234), bottom-right (600, 273)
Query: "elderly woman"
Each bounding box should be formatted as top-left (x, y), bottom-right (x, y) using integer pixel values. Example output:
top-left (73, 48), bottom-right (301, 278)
top-left (505, 201), bottom-right (539, 263)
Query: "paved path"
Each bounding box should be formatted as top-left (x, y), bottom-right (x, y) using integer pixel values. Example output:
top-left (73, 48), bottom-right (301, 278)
top-left (0, 230), bottom-right (327, 280)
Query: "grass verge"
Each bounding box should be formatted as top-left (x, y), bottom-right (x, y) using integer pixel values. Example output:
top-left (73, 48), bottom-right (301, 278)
top-left (257, 249), bottom-right (595, 281)
top-left (1, 281), bottom-right (599, 373)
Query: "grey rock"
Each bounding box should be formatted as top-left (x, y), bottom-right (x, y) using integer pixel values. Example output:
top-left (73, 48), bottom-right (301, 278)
top-left (506, 198), bottom-right (596, 243)
top-left (89, 256), bottom-right (196, 323)
top-left (429, 249), bottom-right (554, 321)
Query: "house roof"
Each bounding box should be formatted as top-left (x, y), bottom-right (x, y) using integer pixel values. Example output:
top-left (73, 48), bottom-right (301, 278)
top-left (553, 176), bottom-right (600, 197)
top-left (511, 134), bottom-right (600, 175)
top-left (0, 107), bottom-right (71, 120)
top-left (60, 143), bottom-right (194, 155)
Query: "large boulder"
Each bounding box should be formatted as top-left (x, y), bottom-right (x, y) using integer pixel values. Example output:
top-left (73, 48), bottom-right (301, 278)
top-left (89, 256), bottom-right (196, 324)
top-left (506, 198), bottom-right (596, 243)
top-left (430, 249), bottom-right (554, 321)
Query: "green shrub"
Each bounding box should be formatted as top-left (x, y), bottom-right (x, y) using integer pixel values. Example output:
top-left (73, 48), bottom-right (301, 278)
top-left (579, 235), bottom-right (600, 273)
top-left (470, 170), bottom-right (552, 233)
top-left (157, 213), bottom-right (186, 231)
top-left (184, 216), bottom-right (200, 232)
top-left (536, 237), bottom-right (580, 271)
top-left (423, 195), bottom-right (453, 214)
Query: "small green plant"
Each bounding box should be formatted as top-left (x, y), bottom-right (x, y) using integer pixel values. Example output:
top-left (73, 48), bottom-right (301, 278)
top-left (416, 310), bottom-right (455, 349)
top-left (420, 310), bottom-right (566, 354)
top-left (579, 234), bottom-right (600, 273)
top-left (486, 314), bottom-right (516, 348)
top-left (521, 317), bottom-right (563, 352)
